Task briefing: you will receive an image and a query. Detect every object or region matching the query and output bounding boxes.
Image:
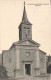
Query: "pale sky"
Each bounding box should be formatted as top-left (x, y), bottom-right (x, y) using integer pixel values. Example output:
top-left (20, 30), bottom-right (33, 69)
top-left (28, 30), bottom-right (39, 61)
top-left (0, 0), bottom-right (51, 55)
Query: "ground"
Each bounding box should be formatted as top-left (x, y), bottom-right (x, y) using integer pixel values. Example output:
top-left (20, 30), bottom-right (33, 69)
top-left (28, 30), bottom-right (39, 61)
top-left (0, 74), bottom-right (51, 80)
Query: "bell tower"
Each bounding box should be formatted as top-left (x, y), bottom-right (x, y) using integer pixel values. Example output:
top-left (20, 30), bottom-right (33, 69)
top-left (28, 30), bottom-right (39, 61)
top-left (19, 2), bottom-right (32, 41)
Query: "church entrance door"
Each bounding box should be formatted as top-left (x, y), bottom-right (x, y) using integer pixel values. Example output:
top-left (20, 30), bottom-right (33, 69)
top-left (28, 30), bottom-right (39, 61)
top-left (25, 64), bottom-right (31, 75)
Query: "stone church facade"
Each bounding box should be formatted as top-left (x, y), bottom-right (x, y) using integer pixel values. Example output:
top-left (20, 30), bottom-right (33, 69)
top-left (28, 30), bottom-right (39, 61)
top-left (2, 2), bottom-right (47, 78)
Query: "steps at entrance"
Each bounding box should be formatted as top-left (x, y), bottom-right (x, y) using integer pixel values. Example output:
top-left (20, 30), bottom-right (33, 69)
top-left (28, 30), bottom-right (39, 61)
top-left (16, 75), bottom-right (50, 80)
top-left (7, 75), bottom-right (50, 80)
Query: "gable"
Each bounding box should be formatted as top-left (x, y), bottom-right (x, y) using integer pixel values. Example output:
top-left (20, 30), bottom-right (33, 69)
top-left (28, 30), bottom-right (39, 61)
top-left (17, 41), bottom-right (34, 46)
top-left (10, 40), bottom-right (40, 49)
top-left (16, 40), bottom-right (40, 47)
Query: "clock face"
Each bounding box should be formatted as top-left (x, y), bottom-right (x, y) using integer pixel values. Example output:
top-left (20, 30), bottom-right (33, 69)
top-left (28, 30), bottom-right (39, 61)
top-left (26, 52), bottom-right (30, 57)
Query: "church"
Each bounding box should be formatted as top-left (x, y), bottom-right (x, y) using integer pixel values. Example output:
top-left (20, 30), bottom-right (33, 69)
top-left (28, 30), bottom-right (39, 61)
top-left (2, 2), bottom-right (47, 79)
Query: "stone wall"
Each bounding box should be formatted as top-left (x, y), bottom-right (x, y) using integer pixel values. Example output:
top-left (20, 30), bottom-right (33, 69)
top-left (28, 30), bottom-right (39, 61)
top-left (2, 49), bottom-right (16, 78)
top-left (39, 50), bottom-right (47, 74)
top-left (15, 45), bottom-right (40, 76)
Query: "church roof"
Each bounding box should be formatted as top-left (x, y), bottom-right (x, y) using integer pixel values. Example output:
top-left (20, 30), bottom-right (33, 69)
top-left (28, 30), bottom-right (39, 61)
top-left (39, 49), bottom-right (47, 54)
top-left (17, 39), bottom-right (40, 45)
top-left (10, 39), bottom-right (40, 49)
top-left (21, 2), bottom-right (32, 25)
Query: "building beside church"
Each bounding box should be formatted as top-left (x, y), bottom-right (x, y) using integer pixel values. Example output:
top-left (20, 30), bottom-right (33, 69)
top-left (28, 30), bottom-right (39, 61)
top-left (47, 55), bottom-right (51, 73)
top-left (2, 2), bottom-right (47, 79)
top-left (0, 54), bottom-right (2, 65)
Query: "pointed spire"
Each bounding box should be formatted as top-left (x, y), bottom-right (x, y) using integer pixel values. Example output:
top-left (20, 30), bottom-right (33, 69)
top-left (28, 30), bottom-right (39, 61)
top-left (22, 2), bottom-right (28, 22)
top-left (21, 2), bottom-right (32, 25)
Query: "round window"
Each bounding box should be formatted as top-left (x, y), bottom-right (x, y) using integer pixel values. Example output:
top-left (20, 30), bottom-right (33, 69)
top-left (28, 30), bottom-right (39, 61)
top-left (26, 52), bottom-right (30, 57)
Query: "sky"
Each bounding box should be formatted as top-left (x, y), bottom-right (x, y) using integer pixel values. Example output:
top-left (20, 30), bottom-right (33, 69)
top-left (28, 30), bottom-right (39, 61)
top-left (0, 0), bottom-right (51, 55)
